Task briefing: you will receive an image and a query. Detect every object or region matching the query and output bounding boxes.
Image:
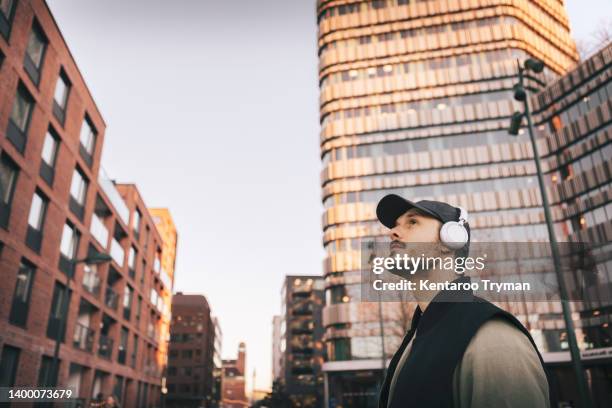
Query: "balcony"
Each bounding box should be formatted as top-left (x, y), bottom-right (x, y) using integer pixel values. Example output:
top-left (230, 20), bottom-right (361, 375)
top-left (73, 323), bottom-right (94, 352)
top-left (289, 320), bottom-right (314, 334)
top-left (98, 335), bottom-right (113, 360)
top-left (105, 287), bottom-right (119, 310)
top-left (98, 168), bottom-right (129, 225)
top-left (90, 214), bottom-right (109, 247)
top-left (82, 267), bottom-right (101, 296)
top-left (292, 303), bottom-right (314, 315)
top-left (110, 239), bottom-right (124, 267)
top-left (161, 267), bottom-right (172, 290)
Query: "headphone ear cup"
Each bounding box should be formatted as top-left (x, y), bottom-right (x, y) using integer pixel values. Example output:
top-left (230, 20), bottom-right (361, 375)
top-left (440, 221), bottom-right (468, 250)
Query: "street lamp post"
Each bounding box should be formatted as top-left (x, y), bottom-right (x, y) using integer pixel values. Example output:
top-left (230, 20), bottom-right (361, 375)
top-left (367, 243), bottom-right (387, 379)
top-left (50, 251), bottom-right (112, 387)
top-left (509, 58), bottom-right (592, 408)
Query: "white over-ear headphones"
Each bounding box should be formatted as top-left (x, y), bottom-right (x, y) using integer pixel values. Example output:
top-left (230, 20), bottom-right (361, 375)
top-left (439, 206), bottom-right (469, 250)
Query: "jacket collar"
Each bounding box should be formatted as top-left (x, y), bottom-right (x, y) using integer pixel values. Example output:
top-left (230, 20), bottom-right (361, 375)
top-left (411, 276), bottom-right (474, 335)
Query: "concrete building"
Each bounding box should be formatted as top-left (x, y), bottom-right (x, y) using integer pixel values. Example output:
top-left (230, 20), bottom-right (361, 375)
top-left (279, 276), bottom-right (325, 408)
top-left (221, 342), bottom-right (248, 408)
top-left (0, 1), bottom-right (176, 406)
top-left (316, 0), bottom-right (581, 406)
top-left (166, 293), bottom-right (216, 408)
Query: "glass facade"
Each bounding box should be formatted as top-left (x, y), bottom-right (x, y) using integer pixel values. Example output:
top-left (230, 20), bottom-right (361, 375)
top-left (316, 1), bottom-right (593, 406)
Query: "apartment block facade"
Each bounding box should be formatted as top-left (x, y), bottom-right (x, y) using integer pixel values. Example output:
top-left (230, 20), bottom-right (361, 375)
top-left (530, 43), bottom-right (612, 406)
top-left (166, 293), bottom-right (216, 408)
top-left (0, 1), bottom-right (176, 406)
top-left (279, 276), bottom-right (326, 408)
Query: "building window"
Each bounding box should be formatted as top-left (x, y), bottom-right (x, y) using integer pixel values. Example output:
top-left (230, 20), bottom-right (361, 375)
top-left (123, 285), bottom-right (133, 321)
top-left (128, 246), bottom-right (137, 278)
top-left (132, 209), bottom-right (141, 238)
top-left (0, 345), bottom-right (20, 387)
top-left (7, 84), bottom-right (34, 153)
top-left (9, 260), bottom-right (35, 327)
top-left (59, 222), bottom-right (80, 276)
top-left (0, 153), bottom-right (19, 229)
top-left (131, 334), bottom-right (138, 368)
top-left (52, 70), bottom-right (71, 124)
top-left (25, 189), bottom-right (47, 252)
top-left (23, 21), bottom-right (47, 85)
top-left (38, 355), bottom-right (58, 387)
top-left (118, 328), bottom-right (128, 365)
top-left (46, 282), bottom-right (70, 343)
top-left (79, 116), bottom-right (97, 167)
top-left (40, 128), bottom-right (59, 186)
top-left (69, 167), bottom-right (88, 220)
top-left (135, 296), bottom-right (142, 322)
top-left (0, 0), bottom-right (16, 40)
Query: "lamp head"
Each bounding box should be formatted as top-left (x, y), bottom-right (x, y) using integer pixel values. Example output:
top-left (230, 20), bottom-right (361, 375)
top-left (83, 252), bottom-right (113, 265)
top-left (524, 58), bottom-right (544, 73)
top-left (513, 84), bottom-right (526, 101)
top-left (509, 111), bottom-right (524, 135)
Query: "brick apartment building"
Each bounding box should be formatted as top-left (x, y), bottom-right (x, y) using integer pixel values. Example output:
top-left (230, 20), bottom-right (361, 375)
top-left (0, 1), bottom-right (176, 406)
top-left (166, 293), bottom-right (216, 408)
top-left (221, 343), bottom-right (248, 408)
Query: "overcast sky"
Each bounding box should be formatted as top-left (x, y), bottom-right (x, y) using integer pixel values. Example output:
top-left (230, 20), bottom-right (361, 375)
top-left (46, 0), bottom-right (611, 393)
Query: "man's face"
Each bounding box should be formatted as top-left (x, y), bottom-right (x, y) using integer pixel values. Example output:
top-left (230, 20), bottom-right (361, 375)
top-left (389, 208), bottom-right (442, 246)
top-left (387, 208), bottom-right (447, 270)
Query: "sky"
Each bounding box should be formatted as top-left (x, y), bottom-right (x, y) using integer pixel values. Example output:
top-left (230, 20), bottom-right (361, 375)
top-left (46, 0), bottom-right (611, 393)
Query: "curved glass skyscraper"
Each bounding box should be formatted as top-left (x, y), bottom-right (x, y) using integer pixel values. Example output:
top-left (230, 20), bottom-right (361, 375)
top-left (317, 1), bottom-right (579, 406)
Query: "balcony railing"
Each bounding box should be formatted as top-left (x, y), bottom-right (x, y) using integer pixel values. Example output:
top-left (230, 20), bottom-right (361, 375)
top-left (105, 287), bottom-right (119, 310)
top-left (73, 323), bottom-right (94, 352)
top-left (82, 269), bottom-right (101, 296)
top-left (98, 168), bottom-right (129, 225)
top-left (90, 214), bottom-right (109, 247)
top-left (161, 267), bottom-right (172, 289)
top-left (98, 335), bottom-right (113, 360)
top-left (110, 239), bottom-right (124, 267)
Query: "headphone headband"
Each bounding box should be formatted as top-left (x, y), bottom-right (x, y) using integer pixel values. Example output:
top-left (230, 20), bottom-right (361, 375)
top-left (457, 206), bottom-right (468, 225)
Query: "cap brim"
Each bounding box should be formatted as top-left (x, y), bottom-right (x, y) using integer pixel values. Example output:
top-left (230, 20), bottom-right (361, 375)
top-left (376, 194), bottom-right (441, 228)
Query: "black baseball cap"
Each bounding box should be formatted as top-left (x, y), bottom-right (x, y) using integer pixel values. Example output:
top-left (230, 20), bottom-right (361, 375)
top-left (376, 194), bottom-right (462, 229)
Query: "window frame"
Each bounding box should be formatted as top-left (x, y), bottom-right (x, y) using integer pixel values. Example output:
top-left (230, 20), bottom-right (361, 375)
top-left (9, 259), bottom-right (36, 327)
top-left (58, 221), bottom-right (80, 277)
top-left (78, 115), bottom-right (97, 167)
top-left (0, 0), bottom-right (16, 40)
top-left (23, 19), bottom-right (48, 85)
top-left (46, 282), bottom-right (71, 343)
top-left (7, 83), bottom-right (35, 153)
top-left (52, 69), bottom-right (71, 124)
top-left (39, 127), bottom-right (60, 186)
top-left (68, 166), bottom-right (88, 220)
top-left (25, 189), bottom-right (48, 252)
top-left (0, 153), bottom-right (19, 229)
top-left (0, 344), bottom-right (20, 387)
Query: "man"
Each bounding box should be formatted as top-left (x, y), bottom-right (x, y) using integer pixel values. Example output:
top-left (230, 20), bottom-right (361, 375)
top-left (376, 194), bottom-right (550, 408)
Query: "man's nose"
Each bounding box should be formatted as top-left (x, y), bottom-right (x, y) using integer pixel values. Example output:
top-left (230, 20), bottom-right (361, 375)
top-left (389, 227), bottom-right (400, 240)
